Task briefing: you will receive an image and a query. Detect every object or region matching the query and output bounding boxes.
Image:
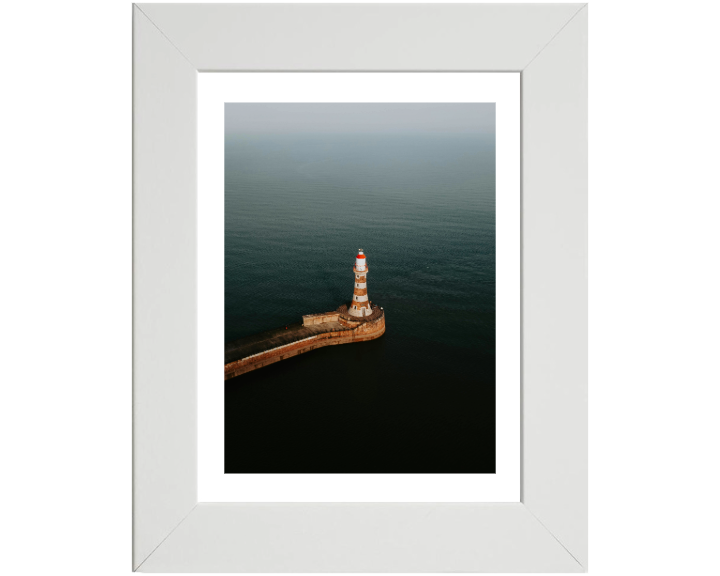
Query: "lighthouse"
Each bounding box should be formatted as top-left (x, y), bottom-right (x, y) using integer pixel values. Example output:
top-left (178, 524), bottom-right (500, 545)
top-left (348, 249), bottom-right (372, 317)
top-left (225, 248), bottom-right (386, 379)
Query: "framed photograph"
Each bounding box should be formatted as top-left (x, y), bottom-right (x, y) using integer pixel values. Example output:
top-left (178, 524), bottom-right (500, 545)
top-left (133, 3), bottom-right (587, 572)
top-left (198, 74), bottom-right (520, 505)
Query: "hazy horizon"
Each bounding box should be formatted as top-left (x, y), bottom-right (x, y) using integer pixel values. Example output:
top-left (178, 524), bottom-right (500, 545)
top-left (225, 103), bottom-right (495, 135)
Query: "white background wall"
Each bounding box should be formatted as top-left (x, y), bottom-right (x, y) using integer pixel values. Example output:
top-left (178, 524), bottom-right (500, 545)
top-left (1, 0), bottom-right (718, 574)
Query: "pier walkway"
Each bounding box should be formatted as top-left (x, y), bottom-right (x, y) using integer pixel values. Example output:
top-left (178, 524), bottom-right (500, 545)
top-left (225, 305), bottom-right (385, 379)
top-left (225, 321), bottom-right (352, 365)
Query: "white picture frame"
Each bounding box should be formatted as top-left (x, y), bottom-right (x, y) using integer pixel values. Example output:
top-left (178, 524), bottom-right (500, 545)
top-left (133, 3), bottom-right (587, 572)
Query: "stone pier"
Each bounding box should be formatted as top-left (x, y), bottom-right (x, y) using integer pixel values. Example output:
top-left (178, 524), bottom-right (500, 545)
top-left (224, 305), bottom-right (385, 380)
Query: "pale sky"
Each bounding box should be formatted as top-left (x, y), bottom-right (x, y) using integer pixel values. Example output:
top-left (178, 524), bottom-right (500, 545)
top-left (225, 103), bottom-right (495, 135)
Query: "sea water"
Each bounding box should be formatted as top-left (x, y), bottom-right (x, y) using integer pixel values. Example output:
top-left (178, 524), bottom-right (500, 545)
top-left (225, 132), bottom-right (495, 473)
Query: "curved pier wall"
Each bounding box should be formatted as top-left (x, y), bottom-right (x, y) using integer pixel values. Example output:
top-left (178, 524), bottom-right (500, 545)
top-left (225, 312), bottom-right (385, 380)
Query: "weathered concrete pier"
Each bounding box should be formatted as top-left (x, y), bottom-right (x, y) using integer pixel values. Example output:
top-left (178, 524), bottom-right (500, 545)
top-left (224, 305), bottom-right (385, 380)
top-left (225, 249), bottom-right (385, 380)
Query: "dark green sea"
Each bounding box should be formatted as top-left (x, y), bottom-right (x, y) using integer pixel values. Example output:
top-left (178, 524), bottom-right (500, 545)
top-left (225, 132), bottom-right (496, 473)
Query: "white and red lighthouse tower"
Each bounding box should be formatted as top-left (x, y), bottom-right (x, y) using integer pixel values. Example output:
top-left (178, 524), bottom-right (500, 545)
top-left (349, 249), bottom-right (372, 317)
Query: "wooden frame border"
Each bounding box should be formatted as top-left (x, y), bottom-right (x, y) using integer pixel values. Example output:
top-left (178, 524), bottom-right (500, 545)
top-left (133, 4), bottom-right (587, 572)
